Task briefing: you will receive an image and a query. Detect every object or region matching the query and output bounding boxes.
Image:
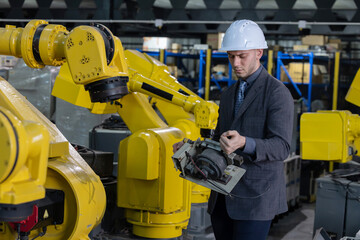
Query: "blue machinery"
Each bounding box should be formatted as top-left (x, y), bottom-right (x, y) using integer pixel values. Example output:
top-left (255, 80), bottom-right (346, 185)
top-left (143, 49), bottom-right (316, 108)
top-left (141, 49), bottom-right (269, 98)
top-left (276, 51), bottom-right (314, 111)
top-left (143, 49), bottom-right (199, 81)
top-left (199, 50), bottom-right (234, 97)
top-left (141, 49), bottom-right (235, 96)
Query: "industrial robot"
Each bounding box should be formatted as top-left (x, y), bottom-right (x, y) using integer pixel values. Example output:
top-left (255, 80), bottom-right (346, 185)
top-left (0, 20), bottom-right (223, 239)
top-left (300, 69), bottom-right (360, 163)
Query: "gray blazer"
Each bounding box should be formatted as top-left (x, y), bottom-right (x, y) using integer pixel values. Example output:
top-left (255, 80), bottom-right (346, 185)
top-left (208, 66), bottom-right (294, 221)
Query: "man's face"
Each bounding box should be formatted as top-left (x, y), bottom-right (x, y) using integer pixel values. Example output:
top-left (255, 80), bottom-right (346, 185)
top-left (227, 49), bottom-right (263, 79)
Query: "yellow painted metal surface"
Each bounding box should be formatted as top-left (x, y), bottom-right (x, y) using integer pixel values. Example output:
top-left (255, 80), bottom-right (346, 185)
top-left (0, 20), bottom-right (128, 107)
top-left (52, 62), bottom-right (93, 108)
top-left (159, 48), bottom-right (165, 63)
top-left (302, 68), bottom-right (360, 166)
top-left (332, 51), bottom-right (340, 110)
top-left (127, 209), bottom-right (189, 238)
top-left (150, 98), bottom-right (211, 203)
top-left (115, 90), bottom-right (191, 237)
top-left (115, 51), bottom-right (207, 235)
top-left (52, 62), bottom-right (118, 114)
top-left (151, 98), bottom-right (193, 124)
top-left (0, 20), bottom-right (219, 239)
top-left (136, 54), bottom-right (213, 203)
top-left (116, 93), bottom-right (167, 132)
top-left (330, 52), bottom-right (340, 172)
top-left (300, 110), bottom-right (360, 163)
top-left (190, 184), bottom-right (211, 203)
top-left (0, 20), bottom-right (67, 68)
top-left (125, 49), bottom-right (219, 130)
top-left (124, 131), bottom-right (160, 180)
top-left (205, 48), bottom-right (211, 101)
top-left (38, 24), bottom-right (68, 66)
top-left (193, 101), bottom-right (218, 129)
top-left (118, 127), bottom-right (191, 238)
top-left (346, 68), bottom-right (360, 107)
top-left (0, 106), bottom-right (49, 204)
top-left (0, 25), bottom-right (22, 58)
top-left (21, 20), bottom-right (49, 68)
top-left (268, 50), bottom-right (273, 75)
top-left (48, 141), bottom-right (69, 158)
top-left (0, 79), bottom-right (106, 239)
top-left (64, 26), bottom-right (128, 85)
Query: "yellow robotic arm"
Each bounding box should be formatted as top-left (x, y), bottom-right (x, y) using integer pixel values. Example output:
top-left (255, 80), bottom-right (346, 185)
top-left (0, 19), bottom-right (219, 239)
top-left (124, 49), bottom-right (218, 132)
top-left (0, 20), bottom-right (129, 102)
top-left (0, 20), bottom-right (218, 133)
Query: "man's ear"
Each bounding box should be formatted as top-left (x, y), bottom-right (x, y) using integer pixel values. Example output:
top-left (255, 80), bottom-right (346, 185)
top-left (256, 49), bottom-right (263, 60)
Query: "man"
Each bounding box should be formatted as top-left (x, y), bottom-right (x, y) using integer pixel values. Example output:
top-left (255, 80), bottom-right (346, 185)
top-left (207, 20), bottom-right (294, 240)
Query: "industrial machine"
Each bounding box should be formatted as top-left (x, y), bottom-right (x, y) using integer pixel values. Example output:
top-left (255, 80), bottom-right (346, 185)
top-left (300, 68), bottom-right (360, 163)
top-left (126, 52), bottom-right (214, 208)
top-left (0, 20), bottom-right (218, 239)
top-left (0, 78), bottom-right (106, 240)
top-left (172, 138), bottom-right (246, 196)
top-left (300, 69), bottom-right (360, 239)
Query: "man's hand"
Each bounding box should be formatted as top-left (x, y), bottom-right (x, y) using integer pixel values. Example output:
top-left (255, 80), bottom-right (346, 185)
top-left (173, 141), bottom-right (185, 153)
top-left (219, 130), bottom-right (246, 154)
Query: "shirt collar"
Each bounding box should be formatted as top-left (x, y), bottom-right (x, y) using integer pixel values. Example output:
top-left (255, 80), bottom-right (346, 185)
top-left (239, 65), bottom-right (262, 86)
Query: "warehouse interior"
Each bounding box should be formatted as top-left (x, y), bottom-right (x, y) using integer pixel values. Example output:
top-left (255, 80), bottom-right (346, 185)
top-left (0, 0), bottom-right (360, 239)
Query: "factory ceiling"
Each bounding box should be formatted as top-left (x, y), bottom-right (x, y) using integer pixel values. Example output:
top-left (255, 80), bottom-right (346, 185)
top-left (0, 0), bottom-right (359, 37)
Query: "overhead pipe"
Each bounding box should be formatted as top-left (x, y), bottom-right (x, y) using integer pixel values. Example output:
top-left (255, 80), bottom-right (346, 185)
top-left (0, 19), bottom-right (360, 26)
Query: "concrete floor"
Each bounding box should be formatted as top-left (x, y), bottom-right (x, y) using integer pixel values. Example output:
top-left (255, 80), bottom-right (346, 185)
top-left (268, 202), bottom-right (315, 240)
top-left (92, 202), bottom-right (317, 240)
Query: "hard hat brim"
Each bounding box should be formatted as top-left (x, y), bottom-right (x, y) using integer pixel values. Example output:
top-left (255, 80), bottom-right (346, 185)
top-left (219, 46), bottom-right (268, 52)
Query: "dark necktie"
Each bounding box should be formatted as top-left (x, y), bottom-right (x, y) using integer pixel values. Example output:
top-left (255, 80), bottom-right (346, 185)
top-left (234, 80), bottom-right (247, 116)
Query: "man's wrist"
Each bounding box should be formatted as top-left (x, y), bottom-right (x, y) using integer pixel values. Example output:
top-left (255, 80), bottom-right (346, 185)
top-left (239, 136), bottom-right (246, 150)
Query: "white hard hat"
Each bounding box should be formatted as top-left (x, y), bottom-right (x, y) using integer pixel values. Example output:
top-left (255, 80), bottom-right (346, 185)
top-left (220, 20), bottom-right (268, 51)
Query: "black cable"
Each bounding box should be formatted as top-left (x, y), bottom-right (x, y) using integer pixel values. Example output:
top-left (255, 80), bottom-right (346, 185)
top-left (228, 186), bottom-right (271, 200)
top-left (90, 123), bottom-right (103, 149)
top-left (71, 143), bottom-right (97, 169)
top-left (16, 224), bottom-right (20, 240)
top-left (90, 115), bottom-right (128, 149)
top-left (31, 227), bottom-right (47, 240)
top-left (185, 151), bottom-right (245, 198)
top-left (185, 151), bottom-right (207, 179)
top-left (185, 148), bottom-right (271, 199)
top-left (185, 151), bottom-right (232, 195)
top-left (101, 115), bottom-right (127, 129)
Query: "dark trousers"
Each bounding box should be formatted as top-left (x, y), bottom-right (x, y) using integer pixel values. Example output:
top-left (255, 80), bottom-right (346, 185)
top-left (210, 194), bottom-right (272, 240)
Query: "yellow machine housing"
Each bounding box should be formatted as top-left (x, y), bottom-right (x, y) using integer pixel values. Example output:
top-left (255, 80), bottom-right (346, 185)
top-left (125, 50), bottom-right (211, 203)
top-left (0, 79), bottom-right (106, 240)
top-left (300, 68), bottom-right (360, 163)
top-left (0, 106), bottom-right (49, 205)
top-left (346, 68), bottom-right (360, 107)
top-left (301, 110), bottom-right (360, 163)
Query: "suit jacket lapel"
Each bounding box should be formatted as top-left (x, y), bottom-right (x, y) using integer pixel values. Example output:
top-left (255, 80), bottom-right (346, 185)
top-left (231, 68), bottom-right (266, 128)
top-left (224, 80), bottom-right (238, 127)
